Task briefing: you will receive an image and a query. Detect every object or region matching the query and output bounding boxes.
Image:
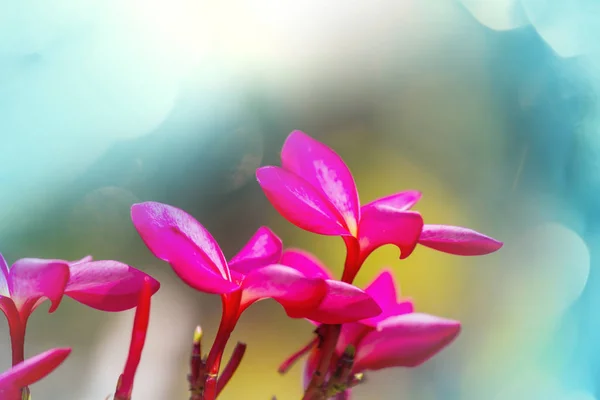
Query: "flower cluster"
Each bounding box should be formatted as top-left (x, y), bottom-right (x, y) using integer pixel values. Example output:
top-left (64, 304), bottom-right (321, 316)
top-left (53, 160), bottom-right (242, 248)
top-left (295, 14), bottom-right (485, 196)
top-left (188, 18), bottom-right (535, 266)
top-left (0, 131), bottom-right (502, 399)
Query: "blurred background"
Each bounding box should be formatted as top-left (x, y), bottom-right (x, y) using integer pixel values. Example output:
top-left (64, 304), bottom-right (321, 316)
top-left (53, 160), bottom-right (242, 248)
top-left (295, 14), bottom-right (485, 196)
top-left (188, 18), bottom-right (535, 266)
top-left (1, 0), bottom-right (599, 399)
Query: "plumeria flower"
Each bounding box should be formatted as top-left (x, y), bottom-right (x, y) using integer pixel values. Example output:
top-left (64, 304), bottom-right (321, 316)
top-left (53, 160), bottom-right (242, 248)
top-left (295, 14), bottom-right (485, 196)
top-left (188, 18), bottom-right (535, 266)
top-left (279, 251), bottom-right (460, 398)
top-left (0, 347), bottom-right (71, 400)
top-left (130, 201), bottom-right (381, 397)
top-left (256, 131), bottom-right (503, 282)
top-left (114, 276), bottom-right (153, 400)
top-left (0, 253), bottom-right (160, 367)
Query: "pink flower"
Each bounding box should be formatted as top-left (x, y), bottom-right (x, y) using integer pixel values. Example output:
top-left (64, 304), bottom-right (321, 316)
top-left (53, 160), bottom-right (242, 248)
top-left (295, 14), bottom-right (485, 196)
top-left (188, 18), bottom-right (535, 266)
top-left (130, 201), bottom-right (381, 397)
top-left (114, 276), bottom-right (153, 400)
top-left (0, 253), bottom-right (160, 366)
top-left (256, 131), bottom-right (503, 282)
top-left (279, 251), bottom-right (460, 397)
top-left (0, 348), bottom-right (71, 400)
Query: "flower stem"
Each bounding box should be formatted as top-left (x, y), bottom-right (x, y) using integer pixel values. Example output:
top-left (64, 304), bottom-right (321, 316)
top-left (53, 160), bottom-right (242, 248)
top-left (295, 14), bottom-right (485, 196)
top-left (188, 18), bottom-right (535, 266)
top-left (303, 236), bottom-right (364, 400)
top-left (302, 324), bottom-right (341, 400)
top-left (216, 342), bottom-right (246, 395)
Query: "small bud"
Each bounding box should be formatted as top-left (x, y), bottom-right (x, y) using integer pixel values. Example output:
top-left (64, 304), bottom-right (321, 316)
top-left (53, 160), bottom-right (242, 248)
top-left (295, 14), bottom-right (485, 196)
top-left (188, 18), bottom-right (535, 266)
top-left (193, 326), bottom-right (203, 345)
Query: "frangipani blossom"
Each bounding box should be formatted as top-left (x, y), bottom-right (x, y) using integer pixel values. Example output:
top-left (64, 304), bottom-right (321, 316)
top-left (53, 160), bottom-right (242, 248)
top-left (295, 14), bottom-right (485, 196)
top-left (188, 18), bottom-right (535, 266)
top-left (0, 253), bottom-right (159, 366)
top-left (256, 131), bottom-right (503, 282)
top-left (130, 201), bottom-right (381, 397)
top-left (114, 277), bottom-right (153, 400)
top-left (279, 252), bottom-right (460, 398)
top-left (0, 347), bottom-right (71, 400)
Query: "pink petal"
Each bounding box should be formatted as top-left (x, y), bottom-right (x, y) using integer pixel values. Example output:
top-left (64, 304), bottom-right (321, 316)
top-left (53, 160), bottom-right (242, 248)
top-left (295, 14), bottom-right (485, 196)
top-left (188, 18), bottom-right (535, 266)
top-left (256, 166), bottom-right (350, 235)
top-left (131, 202), bottom-right (238, 294)
top-left (239, 264), bottom-right (325, 313)
top-left (358, 207), bottom-right (423, 260)
top-left (354, 313), bottom-right (460, 371)
top-left (419, 225), bottom-right (503, 256)
top-left (65, 260), bottom-right (160, 312)
top-left (0, 253), bottom-right (9, 297)
top-left (69, 255), bottom-right (93, 265)
top-left (228, 227), bottom-right (283, 274)
top-left (0, 348), bottom-right (71, 393)
top-left (299, 280), bottom-right (382, 324)
top-left (280, 249), bottom-right (334, 279)
top-left (281, 131), bottom-right (360, 236)
top-left (9, 259), bottom-right (70, 314)
top-left (336, 322), bottom-right (371, 355)
top-left (361, 269), bottom-right (414, 327)
top-left (362, 190), bottom-right (422, 211)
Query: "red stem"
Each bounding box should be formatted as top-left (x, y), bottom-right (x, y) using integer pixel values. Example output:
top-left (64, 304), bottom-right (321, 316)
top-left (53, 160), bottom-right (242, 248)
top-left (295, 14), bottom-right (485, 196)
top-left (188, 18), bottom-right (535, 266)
top-left (216, 341), bottom-right (246, 395)
top-left (202, 292), bottom-right (241, 400)
top-left (302, 237), bottom-right (364, 400)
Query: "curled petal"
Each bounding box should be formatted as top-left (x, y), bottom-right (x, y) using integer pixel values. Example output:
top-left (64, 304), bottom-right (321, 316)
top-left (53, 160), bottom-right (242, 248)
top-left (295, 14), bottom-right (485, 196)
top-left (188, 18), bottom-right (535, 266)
top-left (65, 260), bottom-right (160, 312)
top-left (0, 348), bottom-right (71, 394)
top-left (362, 190), bottom-right (422, 212)
top-left (0, 253), bottom-right (9, 297)
top-left (240, 264), bottom-right (325, 313)
top-left (281, 131), bottom-right (360, 236)
top-left (354, 313), bottom-right (460, 371)
top-left (256, 166), bottom-right (350, 236)
top-left (358, 208), bottom-right (424, 260)
top-left (131, 202), bottom-right (238, 294)
top-left (361, 269), bottom-right (413, 327)
top-left (419, 225), bottom-right (503, 256)
top-left (229, 227), bottom-right (283, 274)
top-left (297, 281), bottom-right (382, 325)
top-left (69, 255), bottom-right (93, 265)
top-left (9, 259), bottom-right (70, 313)
top-left (280, 249), bottom-right (334, 279)
top-left (336, 322), bottom-right (371, 356)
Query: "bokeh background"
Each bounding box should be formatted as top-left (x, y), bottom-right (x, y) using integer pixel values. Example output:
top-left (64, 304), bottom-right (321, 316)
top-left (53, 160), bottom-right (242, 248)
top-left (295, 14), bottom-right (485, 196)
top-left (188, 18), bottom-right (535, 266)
top-left (1, 0), bottom-right (599, 399)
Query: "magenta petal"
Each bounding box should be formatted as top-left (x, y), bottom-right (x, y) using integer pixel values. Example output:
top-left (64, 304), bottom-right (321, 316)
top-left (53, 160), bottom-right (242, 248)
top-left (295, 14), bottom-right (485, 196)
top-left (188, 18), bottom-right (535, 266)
top-left (0, 348), bottom-right (71, 393)
top-left (361, 269), bottom-right (414, 327)
top-left (0, 253), bottom-right (9, 297)
top-left (336, 322), bottom-right (371, 355)
top-left (65, 260), bottom-right (160, 312)
top-left (9, 259), bottom-right (70, 313)
top-left (256, 166), bottom-right (350, 236)
top-left (69, 255), bottom-right (93, 265)
top-left (358, 207), bottom-right (423, 260)
top-left (229, 227), bottom-right (283, 274)
top-left (281, 131), bottom-right (360, 235)
top-left (354, 313), bottom-right (460, 371)
top-left (302, 346), bottom-right (319, 391)
top-left (362, 190), bottom-right (422, 212)
top-left (301, 280), bottom-right (382, 324)
top-left (419, 225), bottom-right (503, 256)
top-left (240, 264), bottom-right (325, 312)
top-left (280, 249), bottom-right (334, 279)
top-left (131, 202), bottom-right (238, 294)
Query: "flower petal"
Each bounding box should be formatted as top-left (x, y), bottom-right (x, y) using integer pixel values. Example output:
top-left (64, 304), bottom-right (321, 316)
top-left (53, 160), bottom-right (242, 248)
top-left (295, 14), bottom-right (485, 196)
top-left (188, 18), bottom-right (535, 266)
top-left (9, 259), bottom-right (70, 313)
top-left (419, 225), bottom-right (503, 256)
top-left (361, 269), bottom-right (414, 327)
top-left (0, 348), bottom-right (71, 394)
top-left (299, 280), bottom-right (382, 324)
top-left (65, 260), bottom-right (160, 312)
top-left (281, 131), bottom-right (360, 236)
top-left (280, 249), bottom-right (334, 279)
top-left (358, 207), bottom-right (424, 260)
top-left (302, 346), bottom-right (320, 391)
top-left (131, 202), bottom-right (238, 294)
top-left (229, 227), bottom-right (283, 274)
top-left (0, 253), bottom-right (9, 297)
top-left (256, 166), bottom-right (350, 235)
top-left (69, 255), bottom-right (93, 265)
top-left (239, 264), bottom-right (325, 312)
top-left (354, 313), bottom-right (460, 371)
top-left (362, 190), bottom-right (422, 211)
top-left (336, 322), bottom-right (371, 355)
